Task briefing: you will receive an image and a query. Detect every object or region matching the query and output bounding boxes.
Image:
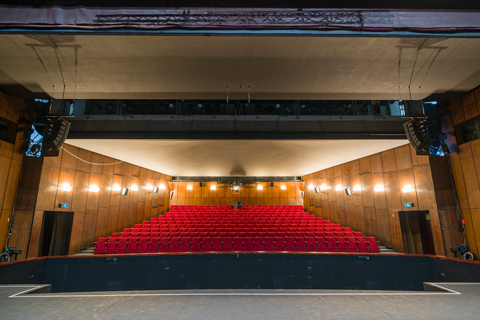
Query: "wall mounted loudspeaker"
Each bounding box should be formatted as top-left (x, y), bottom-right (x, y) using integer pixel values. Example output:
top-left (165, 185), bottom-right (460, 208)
top-left (403, 118), bottom-right (430, 152)
top-left (153, 186), bottom-right (159, 193)
top-left (270, 181), bottom-right (274, 187)
top-left (199, 181), bottom-right (203, 187)
top-left (170, 191), bottom-right (174, 199)
top-left (314, 186), bottom-right (320, 193)
top-left (345, 187), bottom-right (353, 196)
top-left (43, 117), bottom-right (71, 151)
top-left (300, 191), bottom-right (304, 199)
top-left (121, 187), bottom-right (129, 196)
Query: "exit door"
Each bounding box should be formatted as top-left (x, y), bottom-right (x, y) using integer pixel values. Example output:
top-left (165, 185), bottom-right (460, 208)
top-left (399, 211), bottom-right (435, 255)
top-left (39, 211), bottom-right (74, 256)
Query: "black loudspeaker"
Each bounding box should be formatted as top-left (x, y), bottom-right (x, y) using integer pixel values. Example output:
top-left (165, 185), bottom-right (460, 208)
top-left (200, 181), bottom-right (203, 187)
top-left (43, 118), bottom-right (71, 151)
top-left (270, 181), bottom-right (274, 187)
top-left (403, 118), bottom-right (430, 152)
top-left (170, 191), bottom-right (174, 199)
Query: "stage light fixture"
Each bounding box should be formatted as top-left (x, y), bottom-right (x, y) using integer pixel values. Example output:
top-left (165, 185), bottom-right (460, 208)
top-left (402, 184), bottom-right (413, 193)
top-left (320, 184), bottom-right (328, 191)
top-left (345, 187), bottom-right (353, 196)
top-left (153, 186), bottom-right (159, 193)
top-left (335, 184), bottom-right (343, 191)
top-left (314, 186), bottom-right (320, 193)
top-left (112, 184), bottom-right (121, 192)
top-left (60, 182), bottom-right (72, 192)
top-left (169, 103), bottom-right (174, 108)
top-left (210, 185), bottom-right (216, 191)
top-left (198, 103), bottom-right (203, 108)
top-left (308, 184), bottom-right (315, 190)
top-left (89, 184), bottom-right (100, 193)
top-left (374, 184), bottom-right (385, 192)
top-left (276, 104), bottom-right (281, 109)
top-left (187, 185), bottom-right (193, 190)
top-left (353, 184), bottom-right (361, 192)
top-left (301, 104), bottom-right (306, 109)
top-left (121, 187), bottom-right (129, 196)
top-left (280, 185), bottom-right (287, 190)
top-left (131, 184), bottom-right (139, 191)
top-left (146, 184), bottom-right (153, 190)
top-left (257, 185), bottom-right (263, 190)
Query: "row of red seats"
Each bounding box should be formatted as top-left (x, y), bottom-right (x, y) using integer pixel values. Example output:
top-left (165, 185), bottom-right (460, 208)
top-left (114, 232), bottom-right (359, 238)
top-left (94, 236), bottom-right (380, 254)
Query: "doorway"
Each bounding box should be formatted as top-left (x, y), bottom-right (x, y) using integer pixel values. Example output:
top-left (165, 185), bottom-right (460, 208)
top-left (39, 211), bottom-right (74, 256)
top-left (399, 210), bottom-right (435, 255)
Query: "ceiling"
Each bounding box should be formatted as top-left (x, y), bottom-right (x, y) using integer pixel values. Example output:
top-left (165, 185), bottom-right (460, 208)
top-left (1, 35), bottom-right (480, 100)
top-left (65, 139), bottom-right (409, 176)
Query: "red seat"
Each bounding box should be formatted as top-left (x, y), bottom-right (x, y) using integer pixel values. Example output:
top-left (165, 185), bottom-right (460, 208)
top-left (316, 238), bottom-right (327, 252)
top-left (116, 238), bottom-right (128, 253)
top-left (346, 237), bottom-right (359, 252)
top-left (94, 242), bottom-right (106, 254)
top-left (253, 237), bottom-right (264, 251)
top-left (264, 237), bottom-right (275, 251)
top-left (180, 237), bottom-right (191, 252)
top-left (336, 238), bottom-right (348, 252)
top-left (159, 238), bottom-right (170, 252)
top-left (170, 237), bottom-right (180, 252)
top-left (233, 238), bottom-right (243, 251)
top-left (137, 238), bottom-right (149, 253)
top-left (305, 237), bottom-right (316, 251)
top-left (295, 237), bottom-right (306, 251)
top-left (325, 237), bottom-right (337, 252)
top-left (201, 237), bottom-right (212, 251)
top-left (244, 238), bottom-right (254, 251)
top-left (366, 237), bottom-right (380, 253)
top-left (357, 238), bottom-right (369, 253)
top-left (212, 237), bottom-right (223, 251)
top-left (285, 237), bottom-right (296, 251)
top-left (148, 237), bottom-right (159, 253)
top-left (222, 237), bottom-right (233, 251)
top-left (191, 237), bottom-right (201, 252)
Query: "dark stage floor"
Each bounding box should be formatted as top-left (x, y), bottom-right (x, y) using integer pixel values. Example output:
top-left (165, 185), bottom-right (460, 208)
top-left (1, 284), bottom-right (479, 319)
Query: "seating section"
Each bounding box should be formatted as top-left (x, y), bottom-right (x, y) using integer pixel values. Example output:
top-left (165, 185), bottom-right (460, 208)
top-left (94, 205), bottom-right (381, 254)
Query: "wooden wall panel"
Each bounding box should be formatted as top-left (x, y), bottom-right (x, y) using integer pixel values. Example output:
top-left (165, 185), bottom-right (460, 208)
top-left (364, 207), bottom-right (378, 237)
top-left (375, 209), bottom-right (392, 247)
top-left (69, 211), bottom-right (85, 254)
top-left (94, 207), bottom-right (110, 240)
top-left (395, 145), bottom-right (413, 170)
top-left (413, 165), bottom-right (437, 210)
top-left (81, 209), bottom-right (98, 248)
top-left (71, 171), bottom-right (89, 212)
top-left (26, 211), bottom-right (44, 258)
top-left (381, 149), bottom-right (397, 172)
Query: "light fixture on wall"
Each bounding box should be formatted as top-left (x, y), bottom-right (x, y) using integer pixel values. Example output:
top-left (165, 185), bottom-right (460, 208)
top-left (159, 184), bottom-right (166, 190)
top-left (257, 185), bottom-right (263, 190)
top-left (153, 186), bottom-right (159, 193)
top-left (335, 184), bottom-right (343, 191)
top-left (345, 187), bottom-right (353, 196)
top-left (353, 184), bottom-right (361, 192)
top-left (314, 186), bottom-right (321, 193)
top-left (402, 184), bottom-right (414, 193)
top-left (146, 184), bottom-right (153, 190)
top-left (320, 184), bottom-right (328, 191)
top-left (210, 185), bottom-right (217, 191)
top-left (131, 184), bottom-right (139, 191)
top-left (89, 184), bottom-right (100, 193)
top-left (374, 184), bottom-right (385, 192)
top-left (187, 185), bottom-right (193, 190)
top-left (60, 182), bottom-right (72, 192)
top-left (121, 187), bottom-right (129, 196)
top-left (112, 184), bottom-right (121, 192)
top-left (308, 184), bottom-right (315, 190)
top-left (281, 185), bottom-right (287, 190)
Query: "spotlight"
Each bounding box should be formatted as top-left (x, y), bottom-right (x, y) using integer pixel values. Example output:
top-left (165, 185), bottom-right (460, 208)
top-left (187, 185), bottom-right (193, 190)
top-left (257, 185), bottom-right (263, 190)
top-left (210, 185), bottom-right (217, 191)
top-left (89, 184), bottom-right (100, 193)
top-left (60, 183), bottom-right (72, 192)
top-left (402, 184), bottom-right (413, 193)
top-left (146, 184), bottom-right (153, 190)
top-left (112, 184), bottom-right (121, 192)
top-left (276, 104), bottom-right (281, 109)
top-left (30, 144), bottom-right (41, 155)
top-left (160, 184), bottom-right (165, 190)
top-left (281, 185), bottom-right (287, 190)
top-left (308, 184), bottom-right (315, 190)
top-left (345, 187), bottom-right (353, 196)
top-left (353, 184), bottom-right (361, 192)
top-left (121, 187), bottom-right (129, 196)
top-left (374, 184), bottom-right (385, 192)
top-left (314, 186), bottom-right (320, 193)
top-left (169, 103), bottom-right (174, 108)
top-left (198, 103), bottom-right (203, 108)
top-left (335, 184), bottom-right (343, 191)
top-left (320, 184), bottom-right (328, 191)
top-left (301, 104), bottom-right (306, 109)
top-left (131, 184), bottom-right (139, 191)
top-left (153, 186), bottom-right (159, 193)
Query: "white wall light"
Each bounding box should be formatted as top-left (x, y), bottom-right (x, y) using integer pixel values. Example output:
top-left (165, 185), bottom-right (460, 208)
top-left (187, 185), bottom-right (193, 190)
top-left (320, 184), bottom-right (328, 191)
top-left (374, 184), bottom-right (385, 192)
top-left (308, 184), bottom-right (315, 190)
top-left (146, 184), bottom-right (153, 190)
top-left (335, 184), bottom-right (343, 191)
top-left (131, 184), bottom-right (139, 191)
top-left (112, 184), bottom-right (121, 192)
top-left (60, 183), bottom-right (72, 192)
top-left (159, 184), bottom-right (166, 190)
top-left (257, 185), bottom-right (263, 190)
top-left (210, 185), bottom-right (217, 191)
top-left (353, 184), bottom-right (361, 192)
top-left (280, 185), bottom-right (287, 190)
top-left (89, 184), bottom-right (100, 193)
top-left (402, 184), bottom-right (414, 193)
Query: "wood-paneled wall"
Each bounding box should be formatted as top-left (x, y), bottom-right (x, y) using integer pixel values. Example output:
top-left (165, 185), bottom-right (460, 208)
top-left (0, 91), bottom-right (25, 250)
top-left (303, 144), bottom-right (449, 256)
top-left (447, 88), bottom-right (480, 259)
top-left (13, 144), bottom-right (171, 258)
top-left (170, 181), bottom-right (304, 207)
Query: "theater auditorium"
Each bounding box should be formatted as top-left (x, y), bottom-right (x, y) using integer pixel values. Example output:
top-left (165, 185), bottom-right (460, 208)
top-left (1, 1), bottom-right (480, 319)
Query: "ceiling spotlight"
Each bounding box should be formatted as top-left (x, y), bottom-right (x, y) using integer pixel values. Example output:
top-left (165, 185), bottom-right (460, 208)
top-left (169, 103), bottom-right (174, 108)
top-left (30, 144), bottom-right (41, 155)
top-left (301, 104), bottom-right (306, 109)
top-left (320, 184), bottom-right (328, 191)
top-left (160, 184), bottom-right (165, 190)
top-left (121, 187), bottom-right (129, 196)
top-left (131, 184), bottom-right (139, 191)
top-left (60, 182), bottom-right (72, 192)
top-left (210, 185), bottom-right (217, 191)
top-left (112, 184), bottom-right (121, 192)
top-left (402, 184), bottom-right (414, 193)
top-left (353, 184), bottom-right (361, 192)
top-left (89, 184), bottom-right (100, 193)
top-left (281, 185), bottom-right (287, 190)
top-left (257, 185), bottom-right (263, 190)
top-left (308, 184), bottom-right (315, 190)
top-left (345, 187), bottom-right (353, 196)
top-left (314, 186), bottom-right (321, 193)
top-left (153, 186), bottom-right (159, 193)
top-left (276, 104), bottom-right (281, 109)
top-left (198, 103), bottom-right (203, 108)
top-left (335, 184), bottom-right (343, 191)
top-left (374, 184), bottom-right (385, 192)
top-left (146, 184), bottom-right (153, 190)
top-left (187, 185), bottom-right (193, 190)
